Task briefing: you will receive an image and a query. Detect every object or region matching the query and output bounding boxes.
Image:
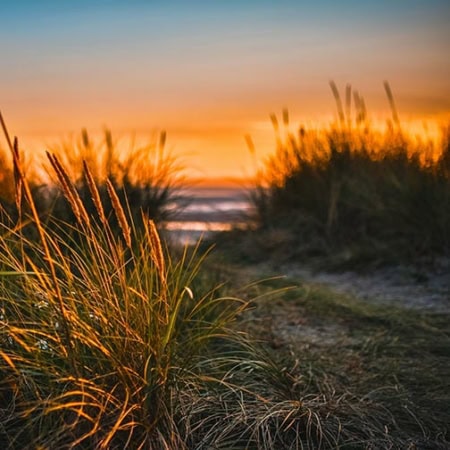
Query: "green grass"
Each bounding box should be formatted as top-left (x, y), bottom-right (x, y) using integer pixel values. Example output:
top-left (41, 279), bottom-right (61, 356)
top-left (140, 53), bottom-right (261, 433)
top-left (1, 95), bottom-right (449, 448)
top-left (228, 266), bottom-right (450, 448)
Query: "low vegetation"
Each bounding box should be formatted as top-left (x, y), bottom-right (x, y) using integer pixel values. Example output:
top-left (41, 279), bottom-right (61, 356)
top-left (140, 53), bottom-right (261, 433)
top-left (238, 270), bottom-right (450, 448)
top-left (1, 88), bottom-right (449, 449)
top-left (0, 122), bottom-right (184, 229)
top-left (239, 83), bottom-right (450, 268)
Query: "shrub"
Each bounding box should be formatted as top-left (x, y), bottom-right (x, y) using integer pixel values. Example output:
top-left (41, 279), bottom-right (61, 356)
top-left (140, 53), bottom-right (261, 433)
top-left (248, 85), bottom-right (450, 265)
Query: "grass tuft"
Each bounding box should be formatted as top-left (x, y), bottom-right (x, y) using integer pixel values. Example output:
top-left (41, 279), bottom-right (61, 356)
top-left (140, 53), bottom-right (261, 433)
top-left (236, 84), bottom-right (450, 268)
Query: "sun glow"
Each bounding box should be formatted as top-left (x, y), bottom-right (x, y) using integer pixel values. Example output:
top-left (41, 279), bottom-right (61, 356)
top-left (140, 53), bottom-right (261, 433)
top-left (4, 110), bottom-right (447, 188)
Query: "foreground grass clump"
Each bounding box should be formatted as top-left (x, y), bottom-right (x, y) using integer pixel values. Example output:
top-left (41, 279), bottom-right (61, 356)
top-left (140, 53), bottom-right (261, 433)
top-left (0, 143), bottom-right (267, 448)
top-left (0, 139), bottom-right (396, 449)
top-left (243, 85), bottom-right (450, 267)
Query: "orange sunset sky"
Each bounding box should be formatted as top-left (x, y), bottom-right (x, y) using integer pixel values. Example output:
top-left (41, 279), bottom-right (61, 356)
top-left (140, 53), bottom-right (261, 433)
top-left (1, 1), bottom-right (449, 180)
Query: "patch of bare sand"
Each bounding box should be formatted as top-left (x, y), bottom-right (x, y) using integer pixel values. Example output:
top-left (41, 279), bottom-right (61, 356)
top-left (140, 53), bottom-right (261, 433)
top-left (241, 258), bottom-right (449, 351)
top-left (281, 259), bottom-right (449, 313)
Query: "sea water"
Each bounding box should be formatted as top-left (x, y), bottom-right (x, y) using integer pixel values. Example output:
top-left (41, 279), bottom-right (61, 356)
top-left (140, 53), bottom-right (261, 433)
top-left (164, 187), bottom-right (251, 245)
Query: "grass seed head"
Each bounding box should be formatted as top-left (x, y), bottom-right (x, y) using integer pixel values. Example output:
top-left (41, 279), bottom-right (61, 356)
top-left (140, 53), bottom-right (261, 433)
top-left (47, 152), bottom-right (91, 226)
top-left (106, 178), bottom-right (131, 248)
top-left (147, 218), bottom-right (166, 285)
top-left (83, 161), bottom-right (107, 224)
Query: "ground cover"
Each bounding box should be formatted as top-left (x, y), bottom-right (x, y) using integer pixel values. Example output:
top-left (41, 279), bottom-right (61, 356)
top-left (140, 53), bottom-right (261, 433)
top-left (207, 257), bottom-right (450, 448)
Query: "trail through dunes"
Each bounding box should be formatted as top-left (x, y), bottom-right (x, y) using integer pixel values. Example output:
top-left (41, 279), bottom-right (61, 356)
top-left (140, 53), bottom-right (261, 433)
top-left (281, 259), bottom-right (450, 314)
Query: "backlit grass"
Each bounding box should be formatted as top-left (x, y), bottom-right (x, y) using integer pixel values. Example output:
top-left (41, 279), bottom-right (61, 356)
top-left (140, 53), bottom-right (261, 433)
top-left (0, 120), bottom-right (184, 229)
top-left (242, 83), bottom-right (450, 267)
top-left (1, 91), bottom-right (449, 448)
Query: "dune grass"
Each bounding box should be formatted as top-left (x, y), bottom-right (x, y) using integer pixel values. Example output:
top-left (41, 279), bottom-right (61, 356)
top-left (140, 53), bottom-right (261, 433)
top-left (0, 121), bottom-right (184, 230)
top-left (0, 124), bottom-right (405, 449)
top-left (1, 93), bottom-right (449, 448)
top-left (241, 83), bottom-right (450, 268)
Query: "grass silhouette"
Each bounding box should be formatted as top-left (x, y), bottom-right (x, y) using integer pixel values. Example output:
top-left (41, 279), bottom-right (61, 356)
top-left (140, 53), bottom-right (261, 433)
top-left (241, 83), bottom-right (450, 267)
top-left (0, 122), bottom-right (185, 233)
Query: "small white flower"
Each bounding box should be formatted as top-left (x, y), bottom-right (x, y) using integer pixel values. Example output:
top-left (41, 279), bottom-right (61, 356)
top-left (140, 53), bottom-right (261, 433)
top-left (36, 339), bottom-right (49, 351)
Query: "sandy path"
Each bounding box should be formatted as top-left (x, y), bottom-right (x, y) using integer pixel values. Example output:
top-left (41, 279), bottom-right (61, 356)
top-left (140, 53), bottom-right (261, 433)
top-left (280, 259), bottom-right (450, 313)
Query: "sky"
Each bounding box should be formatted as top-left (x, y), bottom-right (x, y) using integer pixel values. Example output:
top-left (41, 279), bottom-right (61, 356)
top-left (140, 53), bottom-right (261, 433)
top-left (1, 0), bottom-right (449, 180)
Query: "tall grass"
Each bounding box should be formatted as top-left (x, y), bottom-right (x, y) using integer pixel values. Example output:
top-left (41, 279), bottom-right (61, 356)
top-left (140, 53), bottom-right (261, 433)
top-left (1, 117), bottom-right (431, 448)
top-left (247, 84), bottom-right (450, 266)
top-left (1, 139), bottom-right (244, 447)
top-left (0, 124), bottom-right (184, 230)
top-left (48, 128), bottom-right (185, 226)
top-left (0, 152), bottom-right (376, 449)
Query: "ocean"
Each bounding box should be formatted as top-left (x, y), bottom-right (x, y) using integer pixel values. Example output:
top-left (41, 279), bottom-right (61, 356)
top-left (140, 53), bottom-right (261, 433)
top-left (164, 187), bottom-right (252, 245)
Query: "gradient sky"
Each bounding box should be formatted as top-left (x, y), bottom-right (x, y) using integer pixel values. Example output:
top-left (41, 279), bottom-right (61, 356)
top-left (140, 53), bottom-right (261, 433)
top-left (1, 0), bottom-right (449, 179)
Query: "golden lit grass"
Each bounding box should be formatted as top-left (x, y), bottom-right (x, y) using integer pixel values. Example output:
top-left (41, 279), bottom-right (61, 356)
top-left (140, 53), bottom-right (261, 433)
top-left (0, 121), bottom-right (185, 232)
top-left (0, 131), bottom-right (251, 447)
top-left (242, 84), bottom-right (450, 266)
top-left (1, 91), bottom-right (449, 448)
